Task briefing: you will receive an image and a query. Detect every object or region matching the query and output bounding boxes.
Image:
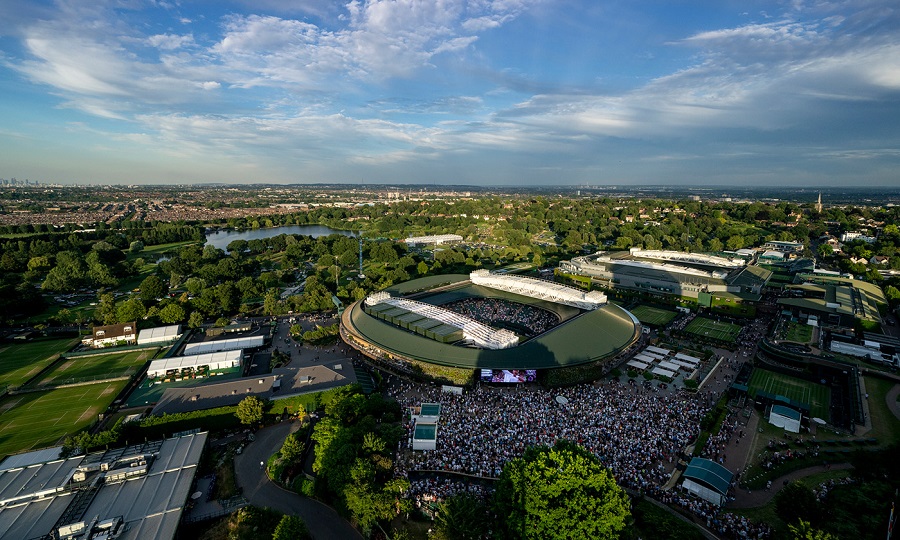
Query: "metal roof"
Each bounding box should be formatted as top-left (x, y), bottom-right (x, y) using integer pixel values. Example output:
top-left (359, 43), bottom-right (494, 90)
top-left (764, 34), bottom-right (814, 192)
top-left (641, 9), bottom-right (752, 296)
top-left (683, 458), bottom-right (734, 496)
top-left (0, 433), bottom-right (207, 540)
top-left (183, 334), bottom-right (264, 354)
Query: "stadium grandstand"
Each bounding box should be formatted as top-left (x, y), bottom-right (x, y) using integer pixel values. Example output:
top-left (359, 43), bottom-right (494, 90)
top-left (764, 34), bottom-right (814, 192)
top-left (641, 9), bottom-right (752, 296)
top-left (469, 269), bottom-right (607, 310)
top-left (559, 248), bottom-right (770, 303)
top-left (403, 234), bottom-right (463, 246)
top-left (365, 291), bottom-right (519, 349)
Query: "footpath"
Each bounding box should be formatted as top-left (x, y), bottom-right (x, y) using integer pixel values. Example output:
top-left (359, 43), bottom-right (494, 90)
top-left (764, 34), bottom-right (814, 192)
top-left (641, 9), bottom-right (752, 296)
top-left (234, 421), bottom-right (363, 540)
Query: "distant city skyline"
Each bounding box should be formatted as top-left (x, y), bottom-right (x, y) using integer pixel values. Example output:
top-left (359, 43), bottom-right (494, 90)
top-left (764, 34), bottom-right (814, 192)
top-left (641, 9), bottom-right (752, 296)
top-left (1, 1), bottom-right (898, 186)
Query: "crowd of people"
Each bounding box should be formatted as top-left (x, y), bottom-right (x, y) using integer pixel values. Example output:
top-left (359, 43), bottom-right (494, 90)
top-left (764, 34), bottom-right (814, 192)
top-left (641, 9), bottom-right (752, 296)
top-left (443, 298), bottom-right (559, 337)
top-left (386, 377), bottom-right (775, 538)
top-left (390, 379), bottom-right (706, 494)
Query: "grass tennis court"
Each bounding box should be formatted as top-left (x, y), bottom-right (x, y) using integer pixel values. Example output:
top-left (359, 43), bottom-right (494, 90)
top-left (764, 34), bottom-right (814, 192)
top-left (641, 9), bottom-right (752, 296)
top-left (684, 317), bottom-right (741, 343)
top-left (35, 348), bottom-right (157, 386)
top-left (748, 368), bottom-right (831, 421)
top-left (0, 337), bottom-right (79, 388)
top-left (0, 381), bottom-right (127, 458)
top-left (630, 305), bottom-right (678, 327)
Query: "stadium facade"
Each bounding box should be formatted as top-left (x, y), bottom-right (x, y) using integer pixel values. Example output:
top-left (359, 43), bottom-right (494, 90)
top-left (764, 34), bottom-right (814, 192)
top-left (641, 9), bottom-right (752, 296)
top-left (559, 248), bottom-right (771, 304)
top-left (340, 272), bottom-right (640, 384)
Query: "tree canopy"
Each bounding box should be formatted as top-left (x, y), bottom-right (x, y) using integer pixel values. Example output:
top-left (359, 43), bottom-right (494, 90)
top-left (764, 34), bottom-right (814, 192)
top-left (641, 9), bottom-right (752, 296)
top-left (235, 396), bottom-right (265, 425)
top-left (493, 440), bottom-right (631, 540)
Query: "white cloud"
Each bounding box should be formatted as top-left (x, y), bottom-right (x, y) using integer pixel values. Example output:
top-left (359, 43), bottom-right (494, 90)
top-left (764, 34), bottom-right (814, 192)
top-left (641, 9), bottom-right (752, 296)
top-left (148, 33), bottom-right (195, 50)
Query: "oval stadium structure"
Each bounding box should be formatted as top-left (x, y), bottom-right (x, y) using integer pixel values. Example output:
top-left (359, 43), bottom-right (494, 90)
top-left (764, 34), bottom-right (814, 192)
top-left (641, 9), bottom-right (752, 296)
top-left (340, 273), bottom-right (641, 383)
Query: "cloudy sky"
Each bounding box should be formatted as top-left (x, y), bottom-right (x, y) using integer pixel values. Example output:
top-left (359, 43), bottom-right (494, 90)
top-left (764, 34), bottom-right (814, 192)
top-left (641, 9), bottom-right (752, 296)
top-left (0, 0), bottom-right (898, 186)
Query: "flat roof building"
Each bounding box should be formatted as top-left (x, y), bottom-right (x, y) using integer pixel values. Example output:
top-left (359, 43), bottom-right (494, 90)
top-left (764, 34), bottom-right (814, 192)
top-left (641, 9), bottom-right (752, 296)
top-left (183, 334), bottom-right (264, 355)
top-left (560, 249), bottom-right (769, 302)
top-left (0, 432), bottom-right (207, 540)
top-left (404, 234), bottom-right (463, 246)
top-left (137, 325), bottom-right (182, 346)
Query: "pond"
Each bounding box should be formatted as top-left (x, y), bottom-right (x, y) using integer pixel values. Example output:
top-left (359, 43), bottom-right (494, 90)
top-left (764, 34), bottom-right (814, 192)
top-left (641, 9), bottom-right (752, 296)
top-left (205, 224), bottom-right (355, 251)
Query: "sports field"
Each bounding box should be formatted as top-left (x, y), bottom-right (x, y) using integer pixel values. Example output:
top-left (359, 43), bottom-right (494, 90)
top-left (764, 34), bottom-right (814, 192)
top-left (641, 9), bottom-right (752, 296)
top-left (0, 337), bottom-right (79, 388)
top-left (0, 381), bottom-right (127, 458)
top-left (35, 348), bottom-right (156, 387)
top-left (630, 305), bottom-right (677, 327)
top-left (748, 368), bottom-right (831, 420)
top-left (684, 317), bottom-right (741, 343)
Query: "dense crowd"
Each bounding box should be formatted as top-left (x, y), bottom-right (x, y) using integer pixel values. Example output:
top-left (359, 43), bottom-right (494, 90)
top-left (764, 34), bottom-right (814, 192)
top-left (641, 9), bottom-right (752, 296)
top-left (388, 379), bottom-right (773, 538)
top-left (391, 380), bottom-right (705, 487)
top-left (443, 298), bottom-right (559, 336)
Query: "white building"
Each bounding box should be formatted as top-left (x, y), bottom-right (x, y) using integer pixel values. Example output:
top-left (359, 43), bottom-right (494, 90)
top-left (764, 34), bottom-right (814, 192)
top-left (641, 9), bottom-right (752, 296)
top-left (182, 335), bottom-right (264, 355)
top-left (404, 234), bottom-right (463, 246)
top-left (146, 350), bottom-right (242, 379)
top-left (137, 325), bottom-right (182, 346)
top-left (82, 322), bottom-right (136, 348)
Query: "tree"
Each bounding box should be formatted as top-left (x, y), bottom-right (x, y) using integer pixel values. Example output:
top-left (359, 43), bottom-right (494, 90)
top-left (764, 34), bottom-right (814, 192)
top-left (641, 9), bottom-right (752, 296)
top-left (129, 240), bottom-right (144, 253)
top-left (433, 493), bottom-right (492, 540)
top-left (272, 515), bottom-right (310, 540)
top-left (116, 298), bottom-right (146, 323)
top-left (140, 274), bottom-right (167, 304)
top-left (236, 396), bottom-right (265, 425)
top-left (187, 310), bottom-right (204, 329)
top-left (417, 261), bottom-right (429, 275)
top-left (493, 440), bottom-right (631, 540)
top-left (158, 303), bottom-right (185, 324)
top-left (280, 432), bottom-right (304, 463)
top-left (788, 520), bottom-right (838, 540)
top-left (885, 285), bottom-right (900, 304)
top-left (775, 481), bottom-right (820, 525)
top-left (817, 243), bottom-right (834, 259)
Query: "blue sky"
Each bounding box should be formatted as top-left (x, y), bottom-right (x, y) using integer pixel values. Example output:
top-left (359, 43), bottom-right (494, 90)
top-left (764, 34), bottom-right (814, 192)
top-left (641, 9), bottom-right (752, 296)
top-left (0, 0), bottom-right (898, 186)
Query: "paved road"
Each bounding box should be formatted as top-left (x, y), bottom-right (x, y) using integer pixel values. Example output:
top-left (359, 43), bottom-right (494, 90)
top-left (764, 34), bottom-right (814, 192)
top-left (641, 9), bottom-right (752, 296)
top-left (234, 421), bottom-right (363, 540)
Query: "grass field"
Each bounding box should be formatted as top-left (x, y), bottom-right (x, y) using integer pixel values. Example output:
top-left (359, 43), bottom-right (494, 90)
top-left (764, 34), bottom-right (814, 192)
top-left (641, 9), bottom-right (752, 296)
top-left (684, 317), bottom-right (741, 343)
top-left (630, 305), bottom-right (678, 327)
top-left (748, 368), bottom-right (831, 420)
top-left (35, 348), bottom-right (157, 386)
top-left (782, 321), bottom-right (813, 343)
top-left (0, 338), bottom-right (79, 388)
top-left (0, 381), bottom-right (127, 458)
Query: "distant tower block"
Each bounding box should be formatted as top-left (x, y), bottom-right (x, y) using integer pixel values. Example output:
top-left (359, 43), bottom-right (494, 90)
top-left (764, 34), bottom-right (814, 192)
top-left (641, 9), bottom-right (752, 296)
top-left (816, 192), bottom-right (823, 213)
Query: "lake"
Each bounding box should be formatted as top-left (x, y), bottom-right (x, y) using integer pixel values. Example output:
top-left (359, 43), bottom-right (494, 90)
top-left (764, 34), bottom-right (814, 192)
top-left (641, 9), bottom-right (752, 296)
top-left (205, 225), bottom-right (354, 250)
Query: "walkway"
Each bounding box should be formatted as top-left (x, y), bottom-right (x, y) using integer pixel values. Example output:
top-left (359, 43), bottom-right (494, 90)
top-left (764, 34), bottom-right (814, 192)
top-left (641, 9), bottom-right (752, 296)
top-left (726, 463), bottom-right (853, 509)
top-left (234, 421), bottom-right (363, 540)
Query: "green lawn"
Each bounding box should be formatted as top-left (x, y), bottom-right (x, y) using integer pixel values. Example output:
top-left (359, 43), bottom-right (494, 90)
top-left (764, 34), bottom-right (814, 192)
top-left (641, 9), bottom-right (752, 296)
top-left (0, 337), bottom-right (79, 388)
top-left (863, 377), bottom-right (900, 446)
top-left (783, 321), bottom-right (813, 343)
top-left (630, 305), bottom-right (678, 327)
top-left (684, 317), bottom-right (741, 343)
top-left (35, 348), bottom-right (157, 386)
top-left (125, 240), bottom-right (199, 261)
top-left (0, 381), bottom-right (127, 458)
top-left (748, 368), bottom-right (831, 420)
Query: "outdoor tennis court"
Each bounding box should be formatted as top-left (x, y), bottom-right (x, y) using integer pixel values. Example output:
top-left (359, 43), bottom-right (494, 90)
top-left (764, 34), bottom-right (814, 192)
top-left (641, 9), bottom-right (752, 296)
top-left (684, 317), bottom-right (741, 343)
top-left (0, 381), bottom-right (127, 457)
top-left (36, 348), bottom-right (156, 386)
top-left (0, 337), bottom-right (78, 387)
top-left (630, 305), bottom-right (677, 327)
top-left (748, 368), bottom-right (831, 420)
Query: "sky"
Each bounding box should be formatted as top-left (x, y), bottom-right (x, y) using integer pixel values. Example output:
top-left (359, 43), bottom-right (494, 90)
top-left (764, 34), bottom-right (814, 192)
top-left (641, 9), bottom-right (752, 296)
top-left (0, 0), bottom-right (898, 187)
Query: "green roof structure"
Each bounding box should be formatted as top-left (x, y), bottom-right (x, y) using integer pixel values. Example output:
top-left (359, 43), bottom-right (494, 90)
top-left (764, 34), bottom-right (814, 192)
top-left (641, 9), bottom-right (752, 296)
top-left (343, 275), bottom-right (640, 370)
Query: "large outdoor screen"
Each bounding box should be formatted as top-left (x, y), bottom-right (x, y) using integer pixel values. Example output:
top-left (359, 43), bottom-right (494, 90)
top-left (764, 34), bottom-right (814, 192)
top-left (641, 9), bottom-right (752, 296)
top-left (480, 369), bottom-right (537, 383)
